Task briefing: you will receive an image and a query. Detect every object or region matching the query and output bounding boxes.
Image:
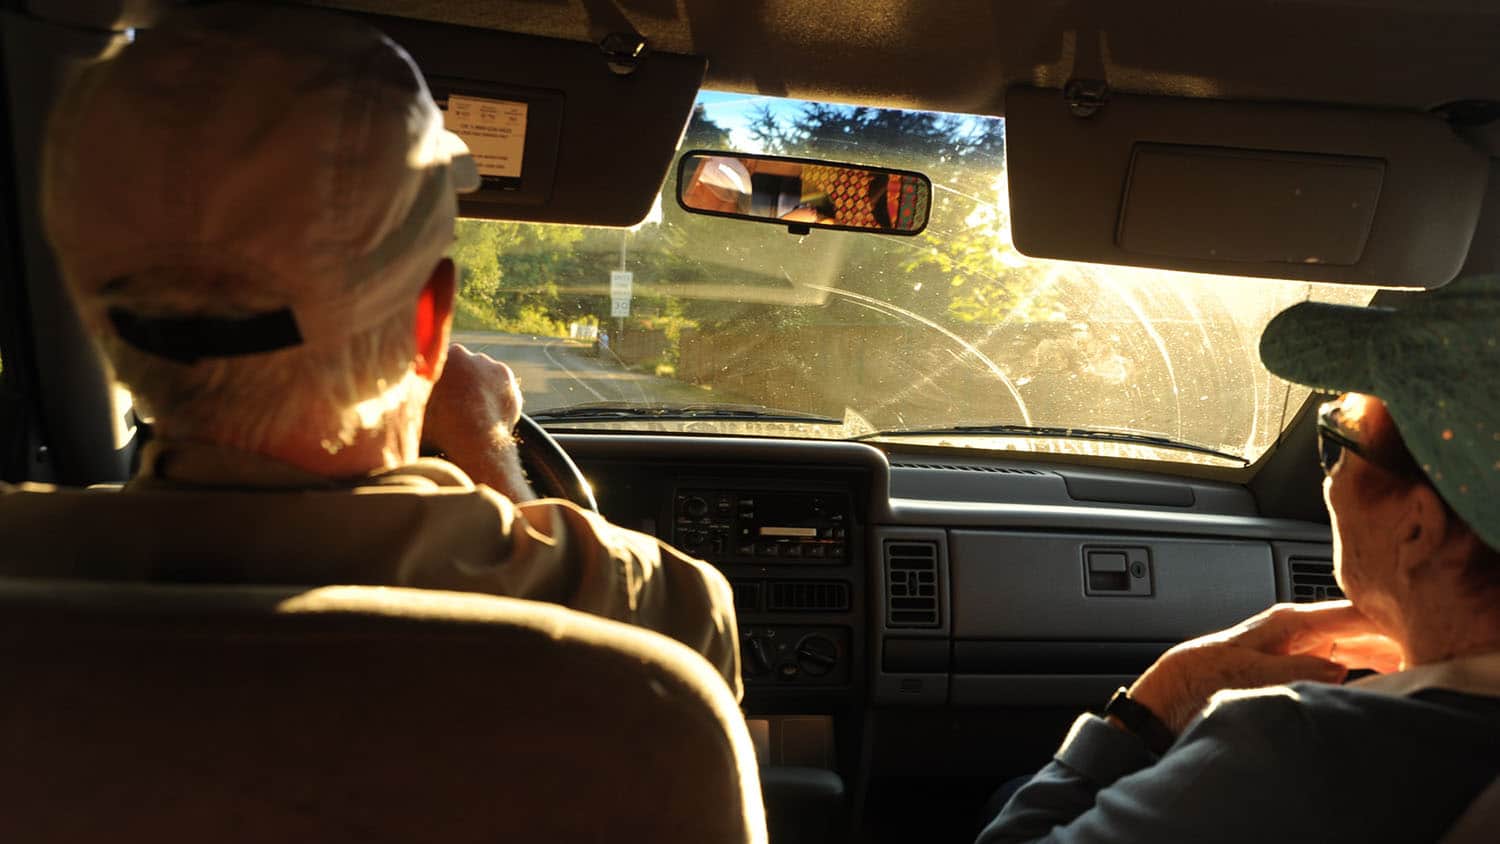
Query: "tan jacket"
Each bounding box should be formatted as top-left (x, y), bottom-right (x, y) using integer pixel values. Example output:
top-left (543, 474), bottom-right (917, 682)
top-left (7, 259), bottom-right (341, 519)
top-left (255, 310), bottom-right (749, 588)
top-left (0, 439), bottom-right (741, 698)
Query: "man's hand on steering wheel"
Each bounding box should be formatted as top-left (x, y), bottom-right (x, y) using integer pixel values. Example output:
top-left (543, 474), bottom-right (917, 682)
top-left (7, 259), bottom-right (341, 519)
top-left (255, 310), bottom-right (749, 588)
top-left (421, 343), bottom-right (598, 510)
top-left (421, 344), bottom-right (536, 502)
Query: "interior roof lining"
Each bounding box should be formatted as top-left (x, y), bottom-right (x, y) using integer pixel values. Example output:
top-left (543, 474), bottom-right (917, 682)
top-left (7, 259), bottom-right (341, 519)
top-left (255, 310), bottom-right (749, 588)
top-left (309, 0), bottom-right (1500, 117)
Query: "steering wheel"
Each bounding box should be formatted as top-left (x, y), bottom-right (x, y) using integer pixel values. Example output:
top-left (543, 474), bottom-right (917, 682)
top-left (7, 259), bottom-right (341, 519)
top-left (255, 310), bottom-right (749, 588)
top-left (514, 414), bottom-right (598, 512)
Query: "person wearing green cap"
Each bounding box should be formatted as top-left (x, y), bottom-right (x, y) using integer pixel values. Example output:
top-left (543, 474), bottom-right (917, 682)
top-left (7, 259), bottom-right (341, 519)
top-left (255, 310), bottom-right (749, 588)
top-left (977, 275), bottom-right (1500, 844)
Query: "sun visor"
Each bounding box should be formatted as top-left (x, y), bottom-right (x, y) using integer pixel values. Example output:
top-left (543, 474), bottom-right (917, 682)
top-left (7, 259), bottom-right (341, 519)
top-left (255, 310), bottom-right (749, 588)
top-left (349, 11), bottom-right (706, 227)
top-left (1005, 87), bottom-right (1490, 288)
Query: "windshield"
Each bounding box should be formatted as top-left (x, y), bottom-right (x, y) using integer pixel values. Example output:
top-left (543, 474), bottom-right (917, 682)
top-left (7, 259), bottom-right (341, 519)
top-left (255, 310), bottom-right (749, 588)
top-left (453, 91), bottom-right (1376, 466)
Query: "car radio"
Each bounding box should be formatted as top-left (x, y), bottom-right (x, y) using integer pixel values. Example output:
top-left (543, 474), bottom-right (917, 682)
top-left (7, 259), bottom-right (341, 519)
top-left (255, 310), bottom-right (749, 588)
top-left (672, 488), bottom-right (851, 563)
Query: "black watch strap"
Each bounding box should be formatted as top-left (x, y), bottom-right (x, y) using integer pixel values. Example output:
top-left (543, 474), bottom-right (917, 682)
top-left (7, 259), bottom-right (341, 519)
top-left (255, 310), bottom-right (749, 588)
top-left (1103, 687), bottom-right (1175, 756)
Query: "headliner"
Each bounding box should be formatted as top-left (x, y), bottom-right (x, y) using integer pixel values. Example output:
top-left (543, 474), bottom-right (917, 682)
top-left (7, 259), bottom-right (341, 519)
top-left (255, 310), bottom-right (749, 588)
top-left (311, 0), bottom-right (1500, 116)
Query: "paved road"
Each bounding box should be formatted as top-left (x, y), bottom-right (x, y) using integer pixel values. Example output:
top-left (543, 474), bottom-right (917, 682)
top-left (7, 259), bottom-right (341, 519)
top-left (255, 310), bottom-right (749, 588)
top-left (451, 331), bottom-right (709, 413)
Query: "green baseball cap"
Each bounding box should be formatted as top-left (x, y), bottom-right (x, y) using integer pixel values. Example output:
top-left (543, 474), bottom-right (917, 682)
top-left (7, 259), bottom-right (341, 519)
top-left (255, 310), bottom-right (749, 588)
top-left (1259, 273), bottom-right (1500, 551)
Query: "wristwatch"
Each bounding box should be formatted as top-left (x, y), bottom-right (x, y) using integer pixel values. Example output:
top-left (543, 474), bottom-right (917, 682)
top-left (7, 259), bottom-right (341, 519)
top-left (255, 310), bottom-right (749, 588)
top-left (1103, 687), bottom-right (1176, 756)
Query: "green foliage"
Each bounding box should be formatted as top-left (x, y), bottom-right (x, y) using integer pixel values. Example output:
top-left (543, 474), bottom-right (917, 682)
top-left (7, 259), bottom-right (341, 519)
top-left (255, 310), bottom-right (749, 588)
top-left (503, 303), bottom-right (570, 337)
top-left (905, 180), bottom-right (1066, 326)
top-left (451, 220), bottom-right (503, 301)
top-left (453, 219), bottom-right (587, 335)
top-left (453, 294), bottom-right (504, 330)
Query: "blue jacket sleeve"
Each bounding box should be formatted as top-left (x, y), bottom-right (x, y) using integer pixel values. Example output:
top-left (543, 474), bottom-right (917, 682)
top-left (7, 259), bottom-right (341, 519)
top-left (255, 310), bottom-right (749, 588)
top-left (975, 688), bottom-right (1329, 844)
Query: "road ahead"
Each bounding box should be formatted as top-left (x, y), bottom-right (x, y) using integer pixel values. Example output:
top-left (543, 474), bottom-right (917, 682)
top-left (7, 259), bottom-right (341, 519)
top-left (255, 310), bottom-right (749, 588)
top-left (451, 331), bottom-right (709, 412)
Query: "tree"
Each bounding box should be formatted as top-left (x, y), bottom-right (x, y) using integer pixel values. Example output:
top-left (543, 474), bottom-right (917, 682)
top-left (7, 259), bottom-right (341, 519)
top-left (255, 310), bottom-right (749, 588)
top-left (738, 100), bottom-right (1057, 330)
top-left (681, 104), bottom-right (732, 151)
top-left (451, 220), bottom-right (587, 336)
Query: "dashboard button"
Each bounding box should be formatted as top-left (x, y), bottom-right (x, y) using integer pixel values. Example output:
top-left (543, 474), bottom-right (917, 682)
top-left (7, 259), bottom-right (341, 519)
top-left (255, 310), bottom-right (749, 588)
top-left (757, 542), bottom-right (781, 557)
top-left (829, 544), bottom-right (844, 558)
top-left (805, 544), bottom-right (825, 559)
top-left (782, 543), bottom-right (803, 558)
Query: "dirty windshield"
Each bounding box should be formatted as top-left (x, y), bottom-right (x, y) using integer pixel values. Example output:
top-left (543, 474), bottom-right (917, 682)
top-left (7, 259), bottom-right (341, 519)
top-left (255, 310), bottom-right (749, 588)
top-left (452, 92), bottom-right (1375, 466)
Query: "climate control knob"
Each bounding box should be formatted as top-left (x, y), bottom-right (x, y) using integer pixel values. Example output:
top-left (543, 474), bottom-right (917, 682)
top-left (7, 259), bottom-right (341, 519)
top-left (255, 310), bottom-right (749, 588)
top-left (683, 496), bottom-right (709, 518)
top-left (794, 634), bottom-right (839, 677)
top-left (741, 633), bottom-right (773, 678)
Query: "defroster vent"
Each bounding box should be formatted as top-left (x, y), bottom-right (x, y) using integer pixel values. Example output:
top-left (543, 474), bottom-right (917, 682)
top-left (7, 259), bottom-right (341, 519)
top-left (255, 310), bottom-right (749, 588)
top-left (1289, 558), bottom-right (1343, 602)
top-left (885, 541), bottom-right (940, 628)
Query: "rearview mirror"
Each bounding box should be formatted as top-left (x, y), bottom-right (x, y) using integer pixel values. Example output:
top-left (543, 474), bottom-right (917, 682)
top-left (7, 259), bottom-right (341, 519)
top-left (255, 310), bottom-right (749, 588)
top-left (676, 151), bottom-right (932, 236)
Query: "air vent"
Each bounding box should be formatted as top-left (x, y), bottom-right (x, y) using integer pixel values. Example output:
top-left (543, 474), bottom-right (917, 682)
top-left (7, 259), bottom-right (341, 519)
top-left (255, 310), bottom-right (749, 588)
top-left (894, 462), bottom-right (1045, 476)
top-left (731, 580), bottom-right (761, 612)
top-left (885, 541), bottom-right (940, 628)
top-left (1289, 558), bottom-right (1343, 602)
top-left (767, 581), bottom-right (850, 612)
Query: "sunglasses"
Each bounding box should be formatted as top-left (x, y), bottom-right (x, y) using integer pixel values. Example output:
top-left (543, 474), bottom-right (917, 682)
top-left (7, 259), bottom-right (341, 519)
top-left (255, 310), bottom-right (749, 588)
top-left (1316, 405), bottom-right (1366, 475)
top-left (1315, 402), bottom-right (1420, 478)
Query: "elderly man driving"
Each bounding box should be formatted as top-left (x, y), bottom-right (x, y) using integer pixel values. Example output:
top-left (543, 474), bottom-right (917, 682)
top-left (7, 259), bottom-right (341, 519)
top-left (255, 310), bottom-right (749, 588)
top-left (0, 4), bottom-right (739, 694)
top-left (978, 275), bottom-right (1500, 842)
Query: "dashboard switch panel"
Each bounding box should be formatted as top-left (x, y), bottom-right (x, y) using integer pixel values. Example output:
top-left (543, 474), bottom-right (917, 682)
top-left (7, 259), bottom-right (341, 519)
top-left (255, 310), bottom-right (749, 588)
top-left (674, 488), bottom-right (852, 564)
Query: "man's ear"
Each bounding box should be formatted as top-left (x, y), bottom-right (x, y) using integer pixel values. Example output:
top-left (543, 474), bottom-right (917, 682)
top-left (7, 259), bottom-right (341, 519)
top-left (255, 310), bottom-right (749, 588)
top-left (414, 258), bottom-right (456, 381)
top-left (1394, 481), bottom-right (1452, 582)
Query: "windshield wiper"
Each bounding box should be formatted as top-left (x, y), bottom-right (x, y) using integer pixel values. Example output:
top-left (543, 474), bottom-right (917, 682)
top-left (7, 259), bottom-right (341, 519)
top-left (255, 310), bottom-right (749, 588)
top-left (530, 402), bottom-right (843, 424)
top-left (855, 424), bottom-right (1249, 465)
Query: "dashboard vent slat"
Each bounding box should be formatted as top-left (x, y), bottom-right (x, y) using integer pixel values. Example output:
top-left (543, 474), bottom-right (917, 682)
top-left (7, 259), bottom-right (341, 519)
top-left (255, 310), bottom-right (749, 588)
top-left (885, 541), bottom-right (940, 628)
top-left (766, 581), bottom-right (850, 612)
top-left (1288, 557), bottom-right (1343, 602)
top-left (730, 580), bottom-right (761, 612)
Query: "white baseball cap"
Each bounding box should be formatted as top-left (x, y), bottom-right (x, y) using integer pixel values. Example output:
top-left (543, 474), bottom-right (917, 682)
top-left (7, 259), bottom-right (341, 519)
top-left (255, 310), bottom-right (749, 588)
top-left (42, 2), bottom-right (479, 364)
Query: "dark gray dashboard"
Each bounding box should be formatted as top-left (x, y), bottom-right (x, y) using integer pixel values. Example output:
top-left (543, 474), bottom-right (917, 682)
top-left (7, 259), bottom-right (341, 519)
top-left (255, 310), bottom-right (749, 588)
top-left (554, 432), bottom-right (1338, 786)
top-left (556, 432), bottom-right (1335, 708)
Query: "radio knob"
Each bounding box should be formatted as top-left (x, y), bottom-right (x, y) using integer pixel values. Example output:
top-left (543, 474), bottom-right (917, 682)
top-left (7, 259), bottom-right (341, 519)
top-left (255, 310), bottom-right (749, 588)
top-left (684, 496), bottom-right (709, 518)
top-left (794, 634), bottom-right (839, 677)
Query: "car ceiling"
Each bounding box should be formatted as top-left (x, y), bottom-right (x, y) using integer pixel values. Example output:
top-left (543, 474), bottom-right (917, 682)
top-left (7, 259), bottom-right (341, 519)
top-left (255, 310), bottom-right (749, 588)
top-left (310, 0), bottom-right (1500, 116)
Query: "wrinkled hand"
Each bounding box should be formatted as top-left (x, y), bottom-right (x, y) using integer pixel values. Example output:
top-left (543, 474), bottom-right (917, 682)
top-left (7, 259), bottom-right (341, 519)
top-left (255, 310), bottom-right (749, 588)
top-left (1128, 601), bottom-right (1405, 735)
top-left (421, 344), bottom-right (534, 501)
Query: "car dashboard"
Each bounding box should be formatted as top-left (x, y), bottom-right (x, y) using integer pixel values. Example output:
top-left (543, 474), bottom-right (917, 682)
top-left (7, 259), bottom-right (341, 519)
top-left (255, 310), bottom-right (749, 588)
top-left (558, 431), bottom-right (1336, 839)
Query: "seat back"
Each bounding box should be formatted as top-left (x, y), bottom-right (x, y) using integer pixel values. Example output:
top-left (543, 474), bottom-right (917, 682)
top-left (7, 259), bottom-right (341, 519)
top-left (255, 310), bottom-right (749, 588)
top-left (1440, 773), bottom-right (1500, 844)
top-left (0, 579), bottom-right (764, 843)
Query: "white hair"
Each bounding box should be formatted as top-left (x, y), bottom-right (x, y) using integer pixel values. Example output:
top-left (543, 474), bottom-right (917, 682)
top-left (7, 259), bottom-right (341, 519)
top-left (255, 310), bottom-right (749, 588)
top-left (93, 269), bottom-right (421, 454)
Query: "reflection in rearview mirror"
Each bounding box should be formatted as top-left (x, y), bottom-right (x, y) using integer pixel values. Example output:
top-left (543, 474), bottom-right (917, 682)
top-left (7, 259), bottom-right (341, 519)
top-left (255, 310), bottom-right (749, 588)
top-left (677, 151), bottom-right (932, 236)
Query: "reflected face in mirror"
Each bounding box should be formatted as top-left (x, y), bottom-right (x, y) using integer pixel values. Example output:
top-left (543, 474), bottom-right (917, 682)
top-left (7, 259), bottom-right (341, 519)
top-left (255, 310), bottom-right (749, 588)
top-left (678, 152), bottom-right (931, 235)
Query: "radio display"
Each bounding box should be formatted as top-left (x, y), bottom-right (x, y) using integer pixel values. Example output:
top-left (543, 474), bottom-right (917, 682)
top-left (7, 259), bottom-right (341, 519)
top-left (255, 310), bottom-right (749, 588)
top-left (673, 489), bottom-right (850, 562)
